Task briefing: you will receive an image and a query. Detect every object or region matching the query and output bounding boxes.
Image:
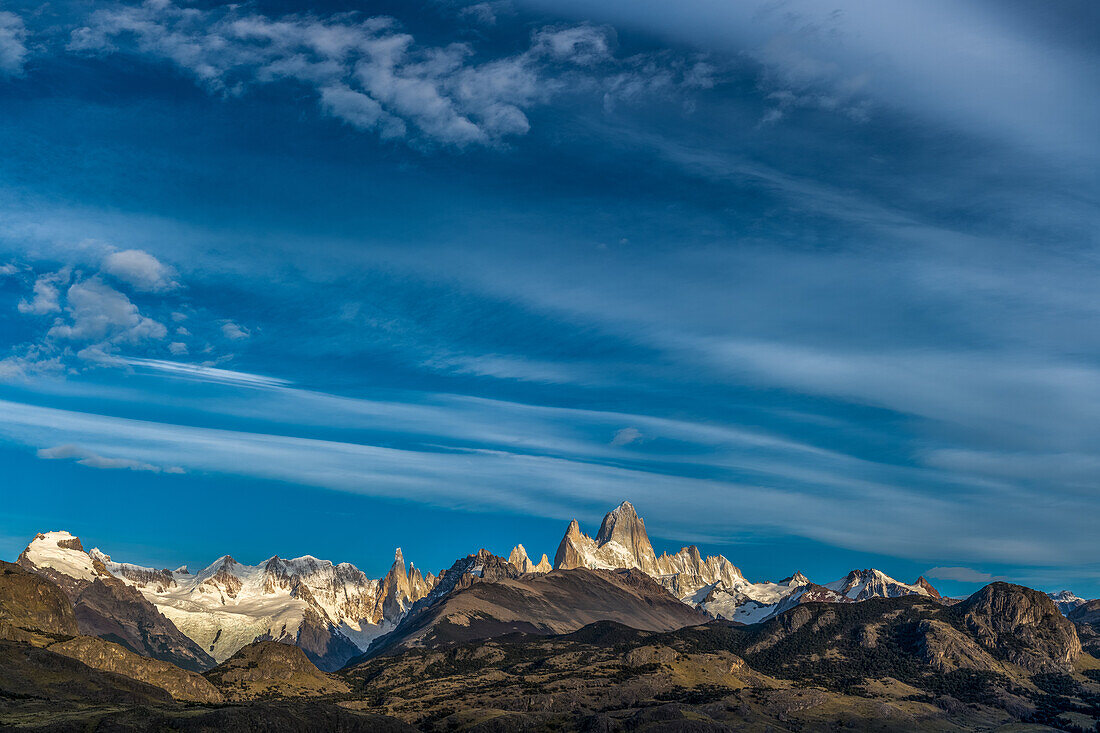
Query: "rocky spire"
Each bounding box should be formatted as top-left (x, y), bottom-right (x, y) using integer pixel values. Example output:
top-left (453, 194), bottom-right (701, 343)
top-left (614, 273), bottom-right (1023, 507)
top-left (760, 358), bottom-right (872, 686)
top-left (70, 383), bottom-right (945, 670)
top-left (379, 548), bottom-right (412, 620)
top-left (554, 519), bottom-right (595, 570)
top-left (594, 501), bottom-right (659, 575)
top-left (554, 502), bottom-right (661, 575)
top-left (509, 544), bottom-right (533, 572)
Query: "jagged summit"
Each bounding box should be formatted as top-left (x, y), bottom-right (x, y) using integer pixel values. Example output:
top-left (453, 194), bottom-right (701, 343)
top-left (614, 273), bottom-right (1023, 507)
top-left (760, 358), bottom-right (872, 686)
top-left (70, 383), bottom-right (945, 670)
top-left (555, 502), bottom-right (658, 575)
top-left (15, 532), bottom-right (437, 671)
top-left (508, 544), bottom-right (552, 574)
top-left (548, 502), bottom-right (960, 626)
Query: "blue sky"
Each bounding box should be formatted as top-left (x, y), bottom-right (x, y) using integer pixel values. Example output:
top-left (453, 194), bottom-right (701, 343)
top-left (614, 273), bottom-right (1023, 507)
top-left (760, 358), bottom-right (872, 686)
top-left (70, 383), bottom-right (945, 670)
top-left (0, 0), bottom-right (1097, 598)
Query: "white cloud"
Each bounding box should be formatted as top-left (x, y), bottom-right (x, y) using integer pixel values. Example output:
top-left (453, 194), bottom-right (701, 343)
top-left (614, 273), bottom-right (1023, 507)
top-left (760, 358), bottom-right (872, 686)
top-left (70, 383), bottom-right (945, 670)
top-left (17, 271), bottom-right (67, 315)
top-left (168, 341), bottom-right (188, 355)
top-left (531, 25), bottom-right (611, 66)
top-left (0, 11), bottom-right (27, 77)
top-left (221, 321), bottom-right (250, 340)
top-left (37, 443), bottom-right (183, 474)
top-left (0, 263), bottom-right (19, 276)
top-left (47, 277), bottom-right (167, 349)
top-left (459, 3), bottom-right (498, 26)
top-left (102, 249), bottom-right (179, 292)
top-left (0, 348), bottom-right (64, 381)
top-left (925, 566), bottom-right (1008, 584)
top-left (67, 2), bottom-right (699, 148)
top-left (610, 427), bottom-right (642, 446)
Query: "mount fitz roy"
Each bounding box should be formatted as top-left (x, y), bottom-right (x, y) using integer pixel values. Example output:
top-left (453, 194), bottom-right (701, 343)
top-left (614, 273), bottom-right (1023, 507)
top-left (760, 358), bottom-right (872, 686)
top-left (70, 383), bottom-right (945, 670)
top-left (14, 501), bottom-right (1089, 673)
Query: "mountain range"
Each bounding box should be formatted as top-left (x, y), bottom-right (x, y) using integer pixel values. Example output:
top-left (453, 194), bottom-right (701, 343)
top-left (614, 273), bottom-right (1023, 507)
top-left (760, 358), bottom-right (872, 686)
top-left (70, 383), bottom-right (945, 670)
top-left (2, 501), bottom-right (1099, 730)
top-left (12, 501), bottom-right (1092, 676)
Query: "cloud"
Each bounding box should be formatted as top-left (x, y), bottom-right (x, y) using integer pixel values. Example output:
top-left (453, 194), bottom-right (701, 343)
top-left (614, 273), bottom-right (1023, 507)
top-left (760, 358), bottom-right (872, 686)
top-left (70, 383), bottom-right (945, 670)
top-left (531, 25), bottom-right (612, 66)
top-left (47, 277), bottom-right (167, 349)
top-left (17, 271), bottom-right (67, 315)
top-left (119, 357), bottom-right (291, 388)
top-left (66, 1), bottom-right (703, 148)
top-left (168, 342), bottom-right (188, 355)
top-left (610, 427), bottom-right (642, 446)
top-left (424, 353), bottom-right (592, 384)
top-left (37, 443), bottom-right (183, 473)
top-left (102, 249), bottom-right (179, 292)
top-left (532, 0), bottom-right (1100, 163)
top-left (0, 348), bottom-right (64, 381)
top-left (0, 11), bottom-right (27, 77)
top-left (925, 566), bottom-right (1008, 584)
top-left (221, 321), bottom-right (250, 340)
top-left (459, 3), bottom-right (499, 26)
top-left (0, 263), bottom-right (19, 276)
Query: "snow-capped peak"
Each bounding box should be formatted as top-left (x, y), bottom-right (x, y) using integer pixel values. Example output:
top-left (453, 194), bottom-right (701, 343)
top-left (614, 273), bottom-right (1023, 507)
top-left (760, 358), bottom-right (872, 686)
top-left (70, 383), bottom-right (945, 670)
top-left (1048, 590), bottom-right (1087, 615)
top-left (18, 530), bottom-right (99, 582)
top-left (825, 568), bottom-right (928, 601)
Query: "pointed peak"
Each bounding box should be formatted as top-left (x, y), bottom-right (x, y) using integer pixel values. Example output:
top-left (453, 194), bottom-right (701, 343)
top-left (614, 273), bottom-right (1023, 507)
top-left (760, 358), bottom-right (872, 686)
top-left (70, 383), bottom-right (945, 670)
top-left (508, 544), bottom-right (531, 568)
top-left (612, 500), bottom-right (638, 517)
top-left (393, 548), bottom-right (405, 565)
top-left (565, 519), bottom-right (582, 537)
top-left (915, 576), bottom-right (942, 599)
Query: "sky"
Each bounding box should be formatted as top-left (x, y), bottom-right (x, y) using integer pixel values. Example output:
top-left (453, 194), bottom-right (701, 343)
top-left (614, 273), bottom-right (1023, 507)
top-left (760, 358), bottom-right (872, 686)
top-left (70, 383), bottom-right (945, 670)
top-left (0, 0), bottom-right (1097, 599)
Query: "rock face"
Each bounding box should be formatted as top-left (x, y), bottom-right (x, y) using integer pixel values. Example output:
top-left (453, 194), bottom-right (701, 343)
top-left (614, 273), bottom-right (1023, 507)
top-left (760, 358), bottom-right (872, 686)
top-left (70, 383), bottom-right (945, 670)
top-left (949, 582), bottom-right (1081, 672)
top-left (0, 560), bottom-right (79, 646)
top-left (1069, 599), bottom-right (1100, 656)
top-left (915, 576), bottom-right (942, 600)
top-left (913, 619), bottom-right (1004, 673)
top-left (366, 564), bottom-right (707, 657)
top-left (47, 635), bottom-right (223, 703)
top-left (204, 640), bottom-right (349, 700)
top-left (72, 576), bottom-right (215, 672)
top-left (594, 501), bottom-right (661, 575)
